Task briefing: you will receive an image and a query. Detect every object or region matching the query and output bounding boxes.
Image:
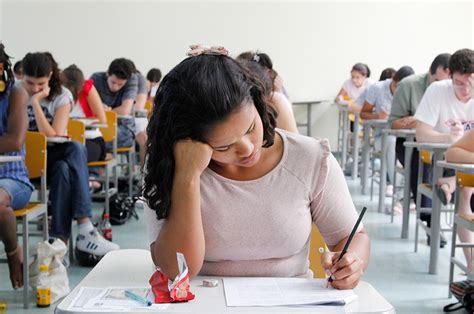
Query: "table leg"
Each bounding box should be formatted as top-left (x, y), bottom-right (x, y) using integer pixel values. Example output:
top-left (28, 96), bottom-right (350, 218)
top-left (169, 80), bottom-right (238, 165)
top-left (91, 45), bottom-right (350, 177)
top-left (401, 145), bottom-right (413, 239)
top-left (429, 152), bottom-right (443, 274)
top-left (378, 131), bottom-right (388, 212)
top-left (351, 114), bottom-right (360, 180)
top-left (361, 123), bottom-right (370, 193)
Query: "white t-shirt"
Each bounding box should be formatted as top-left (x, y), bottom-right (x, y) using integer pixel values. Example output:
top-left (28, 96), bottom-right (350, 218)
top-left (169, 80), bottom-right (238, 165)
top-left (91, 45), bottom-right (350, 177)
top-left (342, 78), bottom-right (374, 101)
top-left (415, 80), bottom-right (474, 133)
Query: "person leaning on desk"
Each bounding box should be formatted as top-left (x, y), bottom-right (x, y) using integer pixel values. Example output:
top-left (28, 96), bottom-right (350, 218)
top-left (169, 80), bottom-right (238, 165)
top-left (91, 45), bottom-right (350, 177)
top-left (143, 45), bottom-right (371, 290)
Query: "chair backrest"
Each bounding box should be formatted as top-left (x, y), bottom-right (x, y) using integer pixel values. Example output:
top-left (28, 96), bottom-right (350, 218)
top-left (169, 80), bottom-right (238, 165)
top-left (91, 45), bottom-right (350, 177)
top-left (144, 100), bottom-right (153, 112)
top-left (25, 131), bottom-right (46, 179)
top-left (67, 119), bottom-right (86, 145)
top-left (309, 224), bottom-right (327, 279)
top-left (25, 131), bottom-right (47, 202)
top-left (420, 150), bottom-right (433, 165)
top-left (101, 111), bottom-right (117, 143)
top-left (458, 172), bottom-right (474, 188)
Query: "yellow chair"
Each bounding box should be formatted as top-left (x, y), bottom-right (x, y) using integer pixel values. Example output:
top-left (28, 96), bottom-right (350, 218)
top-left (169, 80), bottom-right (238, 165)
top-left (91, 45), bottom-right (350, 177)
top-left (67, 119), bottom-right (86, 145)
top-left (144, 100), bottom-right (153, 112)
top-left (309, 225), bottom-right (327, 278)
top-left (67, 115), bottom-right (118, 217)
top-left (12, 131), bottom-right (49, 308)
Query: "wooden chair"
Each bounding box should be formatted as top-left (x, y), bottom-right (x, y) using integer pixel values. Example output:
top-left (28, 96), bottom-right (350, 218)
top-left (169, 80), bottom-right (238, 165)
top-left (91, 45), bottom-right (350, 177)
top-left (67, 119), bottom-right (85, 145)
top-left (309, 225), bottom-right (327, 279)
top-left (1, 131), bottom-right (49, 308)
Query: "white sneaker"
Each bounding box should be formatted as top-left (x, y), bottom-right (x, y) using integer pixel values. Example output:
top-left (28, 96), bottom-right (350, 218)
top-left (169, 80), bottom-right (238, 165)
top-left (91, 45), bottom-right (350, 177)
top-left (385, 185), bottom-right (394, 197)
top-left (76, 228), bottom-right (120, 256)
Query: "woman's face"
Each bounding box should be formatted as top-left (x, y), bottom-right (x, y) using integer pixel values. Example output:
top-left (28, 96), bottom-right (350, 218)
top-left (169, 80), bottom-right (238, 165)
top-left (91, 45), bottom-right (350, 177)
top-left (351, 70), bottom-right (366, 88)
top-left (206, 101), bottom-right (264, 168)
top-left (23, 75), bottom-right (50, 95)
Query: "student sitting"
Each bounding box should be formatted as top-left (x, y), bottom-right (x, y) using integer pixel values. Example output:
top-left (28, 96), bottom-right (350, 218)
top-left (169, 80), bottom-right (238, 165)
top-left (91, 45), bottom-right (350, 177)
top-left (238, 59), bottom-right (298, 133)
top-left (444, 130), bottom-right (474, 277)
top-left (21, 52), bottom-right (119, 265)
top-left (388, 53), bottom-right (451, 230)
top-left (335, 63), bottom-right (373, 112)
top-left (144, 45), bottom-right (370, 289)
top-left (360, 66), bottom-right (414, 201)
top-left (60, 64), bottom-right (107, 162)
top-left (13, 60), bottom-right (23, 81)
top-left (415, 48), bottom-right (474, 247)
top-left (146, 68), bottom-right (162, 105)
top-left (0, 44), bottom-right (32, 289)
top-left (90, 58), bottom-right (138, 149)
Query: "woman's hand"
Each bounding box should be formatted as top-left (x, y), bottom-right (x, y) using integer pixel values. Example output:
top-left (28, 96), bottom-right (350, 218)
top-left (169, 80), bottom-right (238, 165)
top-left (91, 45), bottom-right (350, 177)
top-left (31, 86), bottom-right (50, 103)
top-left (447, 119), bottom-right (464, 143)
top-left (321, 251), bottom-right (365, 289)
top-left (174, 139), bottom-right (213, 178)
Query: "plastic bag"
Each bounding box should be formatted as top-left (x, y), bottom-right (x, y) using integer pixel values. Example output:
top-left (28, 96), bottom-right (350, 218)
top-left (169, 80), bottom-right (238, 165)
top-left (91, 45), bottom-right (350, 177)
top-left (29, 239), bottom-right (70, 303)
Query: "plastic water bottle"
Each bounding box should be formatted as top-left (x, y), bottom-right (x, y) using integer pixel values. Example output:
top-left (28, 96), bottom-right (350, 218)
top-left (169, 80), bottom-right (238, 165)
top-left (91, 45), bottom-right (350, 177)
top-left (101, 213), bottom-right (113, 241)
top-left (36, 264), bottom-right (51, 308)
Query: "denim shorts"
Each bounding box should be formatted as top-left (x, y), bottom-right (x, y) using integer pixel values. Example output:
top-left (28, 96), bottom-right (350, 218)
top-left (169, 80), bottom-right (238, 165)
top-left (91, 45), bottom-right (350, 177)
top-left (0, 178), bottom-right (33, 209)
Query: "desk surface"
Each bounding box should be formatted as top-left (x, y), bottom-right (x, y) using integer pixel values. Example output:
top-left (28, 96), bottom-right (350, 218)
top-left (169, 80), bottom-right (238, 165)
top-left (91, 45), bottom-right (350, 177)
top-left (0, 155), bottom-right (22, 163)
top-left (292, 100), bottom-right (325, 106)
top-left (383, 128), bottom-right (415, 136)
top-left (362, 119), bottom-right (388, 126)
top-left (404, 141), bottom-right (451, 151)
top-left (437, 161), bottom-right (474, 174)
top-left (56, 249), bottom-right (394, 314)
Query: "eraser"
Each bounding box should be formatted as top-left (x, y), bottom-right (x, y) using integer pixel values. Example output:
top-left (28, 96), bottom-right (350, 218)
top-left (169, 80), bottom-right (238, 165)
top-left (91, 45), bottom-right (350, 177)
top-left (203, 279), bottom-right (218, 287)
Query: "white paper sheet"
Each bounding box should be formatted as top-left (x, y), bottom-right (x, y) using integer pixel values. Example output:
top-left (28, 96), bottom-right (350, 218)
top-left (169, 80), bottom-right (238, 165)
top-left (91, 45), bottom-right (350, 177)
top-left (223, 278), bottom-right (357, 307)
top-left (67, 287), bottom-right (169, 312)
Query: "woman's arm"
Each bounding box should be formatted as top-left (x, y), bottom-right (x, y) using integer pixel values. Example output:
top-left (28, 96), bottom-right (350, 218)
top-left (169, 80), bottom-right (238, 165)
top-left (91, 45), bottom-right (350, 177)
top-left (151, 139), bottom-right (213, 279)
top-left (86, 86), bottom-right (107, 124)
top-left (135, 92), bottom-right (147, 111)
top-left (445, 130), bottom-right (474, 163)
top-left (0, 87), bottom-right (28, 153)
top-left (334, 88), bottom-right (347, 103)
top-left (359, 101), bottom-right (377, 120)
top-left (270, 92), bottom-right (298, 133)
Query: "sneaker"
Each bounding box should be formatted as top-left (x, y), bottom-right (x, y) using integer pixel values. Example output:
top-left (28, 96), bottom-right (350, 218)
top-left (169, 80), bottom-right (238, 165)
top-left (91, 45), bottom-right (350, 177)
top-left (385, 185), bottom-right (394, 197)
top-left (75, 228), bottom-right (120, 266)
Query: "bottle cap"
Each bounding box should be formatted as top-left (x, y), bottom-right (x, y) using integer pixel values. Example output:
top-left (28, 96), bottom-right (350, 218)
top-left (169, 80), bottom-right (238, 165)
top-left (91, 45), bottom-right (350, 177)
top-left (39, 264), bottom-right (49, 271)
top-left (103, 213), bottom-right (110, 219)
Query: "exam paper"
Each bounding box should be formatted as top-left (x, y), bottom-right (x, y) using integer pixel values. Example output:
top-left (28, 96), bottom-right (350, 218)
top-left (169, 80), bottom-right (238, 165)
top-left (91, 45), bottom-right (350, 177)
top-left (67, 287), bottom-right (169, 312)
top-left (223, 278), bottom-right (357, 307)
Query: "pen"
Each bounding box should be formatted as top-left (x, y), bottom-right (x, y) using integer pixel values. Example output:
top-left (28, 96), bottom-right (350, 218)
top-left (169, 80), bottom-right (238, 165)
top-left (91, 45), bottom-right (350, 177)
top-left (125, 290), bottom-right (152, 306)
top-left (327, 206), bottom-right (367, 285)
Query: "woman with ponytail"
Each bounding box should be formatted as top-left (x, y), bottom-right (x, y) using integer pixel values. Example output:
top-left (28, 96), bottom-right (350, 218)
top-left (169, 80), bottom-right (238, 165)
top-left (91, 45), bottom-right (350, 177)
top-left (21, 52), bottom-right (119, 266)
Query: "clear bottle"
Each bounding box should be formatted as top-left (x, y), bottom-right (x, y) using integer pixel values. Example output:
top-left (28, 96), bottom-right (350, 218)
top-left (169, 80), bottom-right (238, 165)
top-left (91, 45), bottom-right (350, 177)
top-left (101, 213), bottom-right (113, 241)
top-left (36, 264), bottom-right (51, 308)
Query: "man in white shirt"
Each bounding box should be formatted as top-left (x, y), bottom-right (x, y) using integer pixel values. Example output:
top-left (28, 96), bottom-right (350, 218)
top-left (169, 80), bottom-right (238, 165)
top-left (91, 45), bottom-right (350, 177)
top-left (415, 48), bottom-right (474, 250)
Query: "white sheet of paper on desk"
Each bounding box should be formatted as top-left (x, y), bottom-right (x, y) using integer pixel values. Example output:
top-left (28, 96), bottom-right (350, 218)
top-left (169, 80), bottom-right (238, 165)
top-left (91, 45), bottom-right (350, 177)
top-left (223, 278), bottom-right (357, 307)
top-left (67, 287), bottom-right (169, 312)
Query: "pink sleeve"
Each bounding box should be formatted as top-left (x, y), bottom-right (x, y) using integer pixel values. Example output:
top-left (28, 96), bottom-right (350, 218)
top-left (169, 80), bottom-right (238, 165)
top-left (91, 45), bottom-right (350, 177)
top-left (309, 140), bottom-right (362, 247)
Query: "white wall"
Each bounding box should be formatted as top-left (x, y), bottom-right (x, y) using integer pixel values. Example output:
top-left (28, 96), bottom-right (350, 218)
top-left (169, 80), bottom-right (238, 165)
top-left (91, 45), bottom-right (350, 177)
top-left (1, 0), bottom-right (473, 147)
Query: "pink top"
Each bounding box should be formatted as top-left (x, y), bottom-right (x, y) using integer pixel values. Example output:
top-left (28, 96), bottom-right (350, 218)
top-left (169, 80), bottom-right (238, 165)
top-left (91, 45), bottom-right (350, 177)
top-left (145, 129), bottom-right (361, 278)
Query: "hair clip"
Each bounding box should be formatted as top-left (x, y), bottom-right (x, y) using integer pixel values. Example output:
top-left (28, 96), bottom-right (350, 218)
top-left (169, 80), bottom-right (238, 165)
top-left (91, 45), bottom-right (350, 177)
top-left (186, 44), bottom-right (229, 57)
top-left (252, 53), bottom-right (260, 63)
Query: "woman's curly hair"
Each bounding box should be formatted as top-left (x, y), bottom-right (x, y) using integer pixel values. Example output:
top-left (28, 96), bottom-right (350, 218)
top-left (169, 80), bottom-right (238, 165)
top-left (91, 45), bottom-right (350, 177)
top-left (143, 54), bottom-right (277, 220)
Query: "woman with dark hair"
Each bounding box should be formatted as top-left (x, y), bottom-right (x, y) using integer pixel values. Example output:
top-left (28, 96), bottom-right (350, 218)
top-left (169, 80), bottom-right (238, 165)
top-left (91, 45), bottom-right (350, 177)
top-left (335, 62), bottom-right (373, 112)
top-left (238, 59), bottom-right (298, 133)
top-left (60, 64), bottom-right (107, 162)
top-left (146, 68), bottom-right (162, 104)
top-left (21, 52), bottom-right (119, 266)
top-left (237, 51), bottom-right (289, 98)
top-left (0, 44), bottom-right (32, 289)
top-left (144, 45), bottom-right (370, 289)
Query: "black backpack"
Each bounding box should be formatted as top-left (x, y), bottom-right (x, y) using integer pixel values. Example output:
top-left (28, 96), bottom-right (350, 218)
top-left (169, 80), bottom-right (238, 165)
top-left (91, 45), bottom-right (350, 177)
top-left (444, 281), bottom-right (474, 313)
top-left (107, 193), bottom-right (139, 225)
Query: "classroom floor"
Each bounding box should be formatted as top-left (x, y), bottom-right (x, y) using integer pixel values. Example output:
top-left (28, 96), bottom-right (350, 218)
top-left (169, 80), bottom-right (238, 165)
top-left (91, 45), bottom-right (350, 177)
top-left (0, 176), bottom-right (466, 313)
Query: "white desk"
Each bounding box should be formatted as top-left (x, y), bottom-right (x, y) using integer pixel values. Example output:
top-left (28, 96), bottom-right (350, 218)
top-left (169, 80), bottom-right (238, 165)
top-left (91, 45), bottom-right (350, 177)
top-left (360, 120), bottom-right (388, 195)
top-left (0, 155), bottom-right (22, 163)
top-left (292, 100), bottom-right (324, 137)
top-left (404, 142), bottom-right (450, 274)
top-left (56, 249), bottom-right (395, 314)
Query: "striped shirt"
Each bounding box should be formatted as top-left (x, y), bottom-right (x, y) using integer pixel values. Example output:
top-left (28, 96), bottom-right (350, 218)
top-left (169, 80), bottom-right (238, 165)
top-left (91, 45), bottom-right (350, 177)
top-left (0, 86), bottom-right (34, 190)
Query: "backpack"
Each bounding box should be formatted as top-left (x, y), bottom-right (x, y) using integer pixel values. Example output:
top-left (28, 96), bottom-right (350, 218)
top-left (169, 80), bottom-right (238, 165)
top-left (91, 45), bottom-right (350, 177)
top-left (444, 280), bottom-right (474, 313)
top-left (106, 193), bottom-right (139, 225)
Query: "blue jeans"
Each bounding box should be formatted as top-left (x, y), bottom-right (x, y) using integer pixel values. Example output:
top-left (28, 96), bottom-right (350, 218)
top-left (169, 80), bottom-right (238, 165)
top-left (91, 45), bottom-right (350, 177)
top-left (0, 178), bottom-right (32, 209)
top-left (47, 141), bottom-right (92, 239)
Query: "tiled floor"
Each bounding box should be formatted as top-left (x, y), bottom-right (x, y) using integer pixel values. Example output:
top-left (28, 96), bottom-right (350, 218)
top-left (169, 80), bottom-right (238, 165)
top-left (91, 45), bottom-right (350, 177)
top-left (0, 176), bottom-right (467, 313)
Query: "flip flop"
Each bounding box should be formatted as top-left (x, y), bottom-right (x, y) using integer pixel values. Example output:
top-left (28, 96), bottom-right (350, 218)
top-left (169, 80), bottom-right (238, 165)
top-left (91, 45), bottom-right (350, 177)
top-left (435, 184), bottom-right (449, 205)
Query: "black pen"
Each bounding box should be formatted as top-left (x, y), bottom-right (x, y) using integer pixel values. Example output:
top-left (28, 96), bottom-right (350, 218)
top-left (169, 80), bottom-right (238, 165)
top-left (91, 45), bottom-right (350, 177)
top-left (327, 206), bottom-right (367, 285)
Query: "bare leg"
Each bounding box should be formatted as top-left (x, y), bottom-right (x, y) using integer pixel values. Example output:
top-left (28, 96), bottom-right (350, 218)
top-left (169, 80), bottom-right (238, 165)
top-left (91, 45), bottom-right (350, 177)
top-left (457, 187), bottom-right (474, 274)
top-left (136, 131), bottom-right (148, 167)
top-left (437, 176), bottom-right (456, 204)
top-left (0, 188), bottom-right (23, 288)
